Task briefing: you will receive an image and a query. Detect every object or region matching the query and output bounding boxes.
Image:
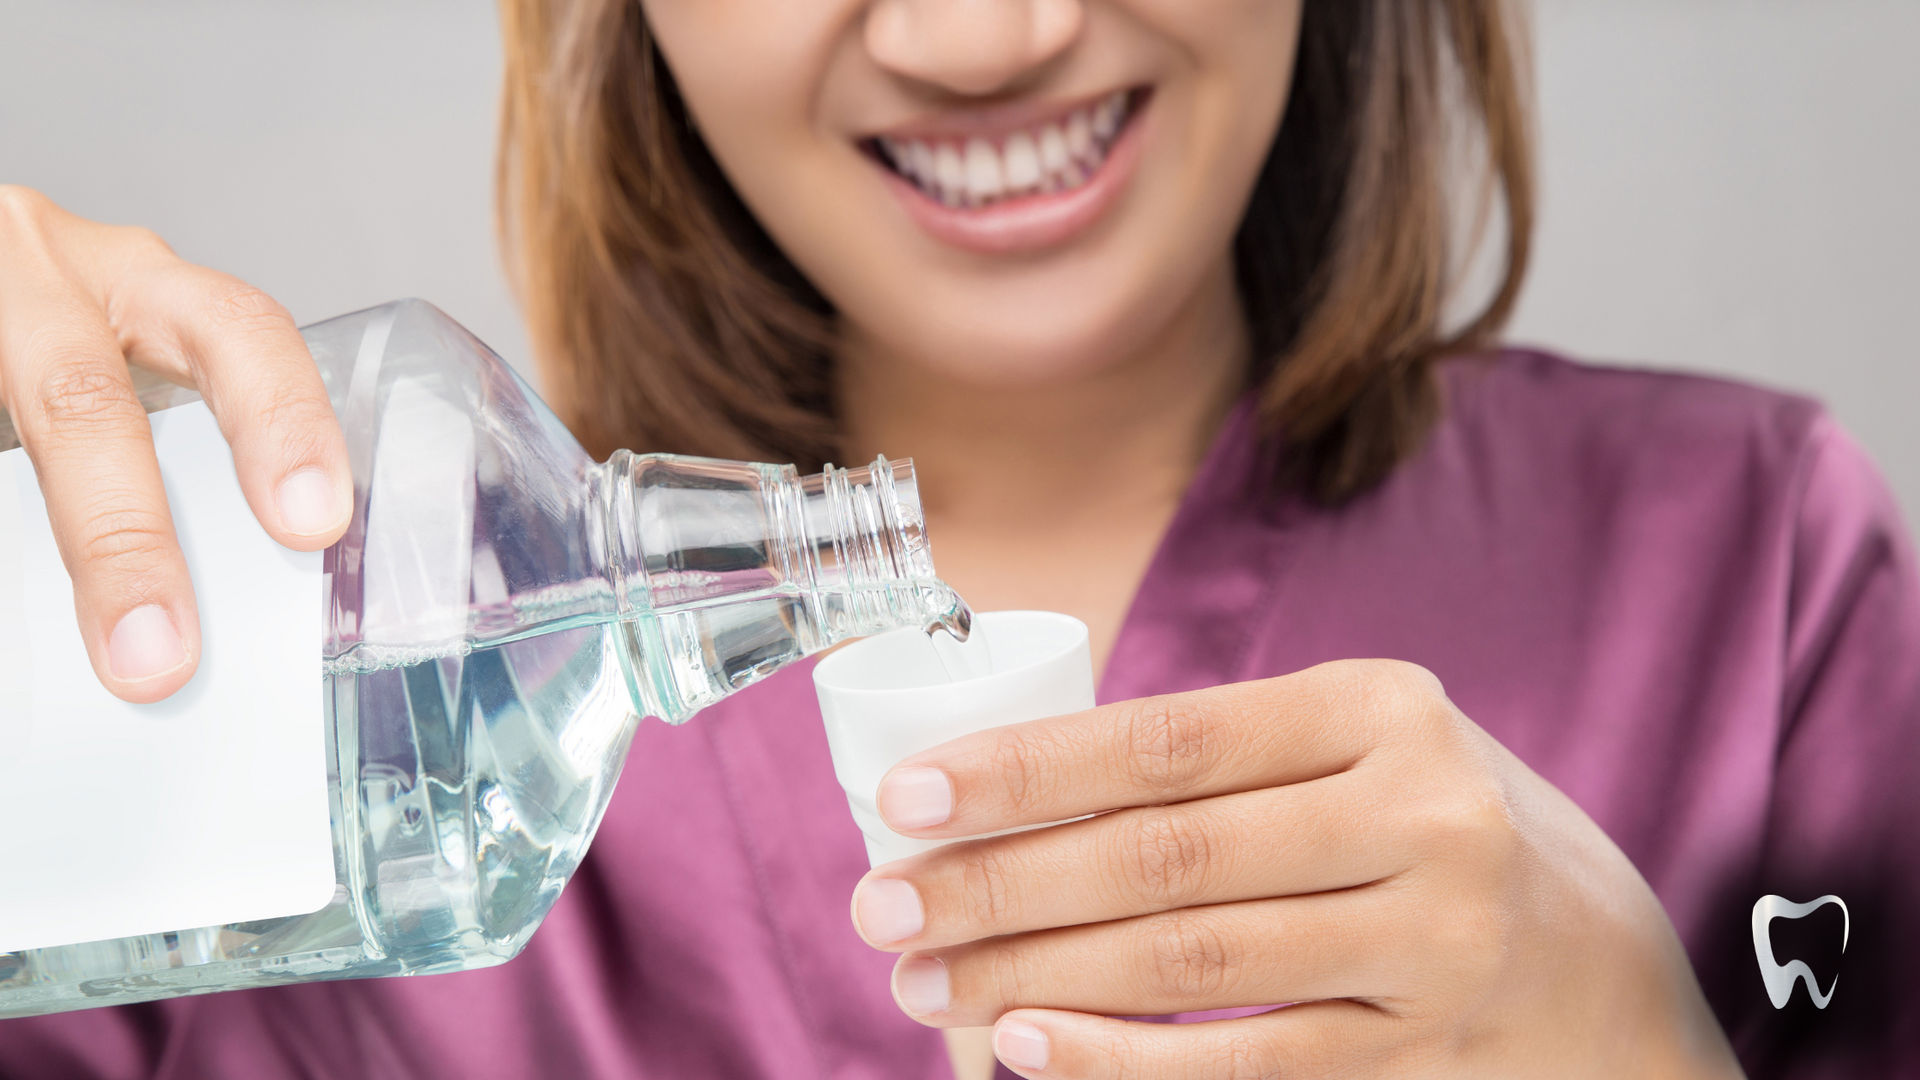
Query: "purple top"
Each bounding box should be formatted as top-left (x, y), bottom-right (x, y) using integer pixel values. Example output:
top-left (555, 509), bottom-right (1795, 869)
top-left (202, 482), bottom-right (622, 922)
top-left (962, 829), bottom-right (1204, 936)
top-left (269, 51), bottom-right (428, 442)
top-left (4, 351), bottom-right (1917, 1078)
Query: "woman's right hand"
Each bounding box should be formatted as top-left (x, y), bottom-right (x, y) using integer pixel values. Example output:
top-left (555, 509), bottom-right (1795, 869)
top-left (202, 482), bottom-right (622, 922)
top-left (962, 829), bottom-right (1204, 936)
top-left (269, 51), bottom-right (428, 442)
top-left (0, 186), bottom-right (350, 704)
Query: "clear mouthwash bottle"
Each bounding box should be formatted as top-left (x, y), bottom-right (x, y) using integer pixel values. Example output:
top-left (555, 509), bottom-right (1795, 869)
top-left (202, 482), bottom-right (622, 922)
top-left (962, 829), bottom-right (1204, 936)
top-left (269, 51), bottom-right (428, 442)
top-left (0, 300), bottom-right (968, 1017)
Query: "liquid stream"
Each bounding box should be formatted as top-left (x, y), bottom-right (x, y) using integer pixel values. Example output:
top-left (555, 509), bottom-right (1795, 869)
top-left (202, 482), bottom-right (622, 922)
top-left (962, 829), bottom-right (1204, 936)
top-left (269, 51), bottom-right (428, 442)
top-left (929, 625), bottom-right (993, 683)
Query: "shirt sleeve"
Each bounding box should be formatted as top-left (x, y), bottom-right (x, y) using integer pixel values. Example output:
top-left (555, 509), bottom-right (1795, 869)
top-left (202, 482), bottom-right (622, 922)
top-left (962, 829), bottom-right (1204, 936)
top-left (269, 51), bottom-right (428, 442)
top-left (1728, 417), bottom-right (1920, 1078)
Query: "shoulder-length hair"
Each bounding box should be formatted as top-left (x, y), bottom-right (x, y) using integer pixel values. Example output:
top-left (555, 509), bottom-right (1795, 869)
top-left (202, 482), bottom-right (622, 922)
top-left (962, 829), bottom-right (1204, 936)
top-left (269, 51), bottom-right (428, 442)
top-left (497, 0), bottom-right (1533, 504)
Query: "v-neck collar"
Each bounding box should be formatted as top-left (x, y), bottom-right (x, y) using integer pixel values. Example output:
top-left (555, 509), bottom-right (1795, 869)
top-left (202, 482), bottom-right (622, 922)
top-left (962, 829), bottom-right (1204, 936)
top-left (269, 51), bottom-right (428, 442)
top-left (1099, 396), bottom-right (1299, 705)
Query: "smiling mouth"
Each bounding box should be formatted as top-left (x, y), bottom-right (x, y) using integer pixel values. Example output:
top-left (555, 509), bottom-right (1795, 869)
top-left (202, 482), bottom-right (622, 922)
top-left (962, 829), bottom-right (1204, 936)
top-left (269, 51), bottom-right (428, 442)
top-left (866, 89), bottom-right (1144, 211)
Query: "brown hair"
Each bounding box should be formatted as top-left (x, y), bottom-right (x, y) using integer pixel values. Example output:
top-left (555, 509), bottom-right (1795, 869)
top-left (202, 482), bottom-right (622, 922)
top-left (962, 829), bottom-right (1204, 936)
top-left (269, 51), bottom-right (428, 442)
top-left (497, 0), bottom-right (1533, 504)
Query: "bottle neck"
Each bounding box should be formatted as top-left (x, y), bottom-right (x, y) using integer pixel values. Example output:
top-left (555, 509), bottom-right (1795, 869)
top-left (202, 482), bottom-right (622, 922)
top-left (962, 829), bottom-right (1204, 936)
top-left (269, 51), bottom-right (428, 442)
top-left (796, 456), bottom-right (968, 642)
top-left (590, 451), bottom-right (968, 722)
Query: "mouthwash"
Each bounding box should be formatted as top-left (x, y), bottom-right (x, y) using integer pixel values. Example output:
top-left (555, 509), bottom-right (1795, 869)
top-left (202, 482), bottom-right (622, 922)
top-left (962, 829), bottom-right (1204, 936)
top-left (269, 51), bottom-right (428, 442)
top-left (0, 300), bottom-right (968, 1017)
top-left (929, 618), bottom-right (994, 682)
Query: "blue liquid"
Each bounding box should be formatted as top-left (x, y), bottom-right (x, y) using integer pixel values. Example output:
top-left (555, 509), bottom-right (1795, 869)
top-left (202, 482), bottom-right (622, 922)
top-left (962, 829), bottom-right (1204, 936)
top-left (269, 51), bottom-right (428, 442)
top-left (0, 587), bottom-right (845, 1017)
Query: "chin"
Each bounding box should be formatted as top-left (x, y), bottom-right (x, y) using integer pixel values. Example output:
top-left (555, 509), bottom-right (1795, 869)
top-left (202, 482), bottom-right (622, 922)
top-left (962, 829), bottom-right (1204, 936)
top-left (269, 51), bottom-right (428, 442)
top-left (863, 277), bottom-right (1184, 390)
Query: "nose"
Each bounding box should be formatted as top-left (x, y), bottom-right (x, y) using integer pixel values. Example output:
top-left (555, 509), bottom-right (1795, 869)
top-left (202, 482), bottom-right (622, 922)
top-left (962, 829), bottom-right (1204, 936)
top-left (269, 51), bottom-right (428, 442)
top-left (864, 0), bottom-right (1086, 97)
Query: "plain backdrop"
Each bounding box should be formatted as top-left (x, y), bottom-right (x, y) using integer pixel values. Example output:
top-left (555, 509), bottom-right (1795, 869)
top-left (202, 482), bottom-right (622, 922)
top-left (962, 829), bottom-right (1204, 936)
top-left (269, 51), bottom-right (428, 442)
top-left (2, 0), bottom-right (1915, 529)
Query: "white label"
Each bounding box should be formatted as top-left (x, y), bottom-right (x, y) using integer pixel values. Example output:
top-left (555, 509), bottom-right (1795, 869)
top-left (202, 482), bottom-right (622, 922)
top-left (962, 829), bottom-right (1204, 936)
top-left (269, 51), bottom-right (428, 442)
top-left (0, 402), bottom-right (334, 953)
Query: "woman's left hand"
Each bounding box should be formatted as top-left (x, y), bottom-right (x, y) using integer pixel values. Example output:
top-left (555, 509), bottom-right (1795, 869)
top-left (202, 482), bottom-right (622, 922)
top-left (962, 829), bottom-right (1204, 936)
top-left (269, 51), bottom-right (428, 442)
top-left (851, 660), bottom-right (1745, 1078)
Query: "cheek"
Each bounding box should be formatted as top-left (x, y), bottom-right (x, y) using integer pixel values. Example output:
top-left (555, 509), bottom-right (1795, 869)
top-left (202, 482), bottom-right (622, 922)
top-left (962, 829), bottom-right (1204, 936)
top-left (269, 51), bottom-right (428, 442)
top-left (645, 1), bottom-right (896, 338)
top-left (1146, 0), bottom-right (1304, 188)
top-left (642, 1), bottom-right (857, 192)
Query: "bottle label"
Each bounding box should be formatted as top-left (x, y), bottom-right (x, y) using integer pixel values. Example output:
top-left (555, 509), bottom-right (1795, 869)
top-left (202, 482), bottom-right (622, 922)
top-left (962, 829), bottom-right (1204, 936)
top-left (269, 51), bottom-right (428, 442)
top-left (0, 402), bottom-right (336, 953)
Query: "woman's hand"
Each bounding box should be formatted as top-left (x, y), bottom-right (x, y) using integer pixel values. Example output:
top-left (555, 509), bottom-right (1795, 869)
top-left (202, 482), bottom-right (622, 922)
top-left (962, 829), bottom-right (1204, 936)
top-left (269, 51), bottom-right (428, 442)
top-left (0, 187), bottom-right (349, 703)
top-left (852, 660), bottom-right (1746, 1078)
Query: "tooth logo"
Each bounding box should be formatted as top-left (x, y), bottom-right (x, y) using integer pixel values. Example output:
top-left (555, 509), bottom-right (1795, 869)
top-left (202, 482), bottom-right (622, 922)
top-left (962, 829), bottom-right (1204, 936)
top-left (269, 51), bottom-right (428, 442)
top-left (1752, 894), bottom-right (1848, 1009)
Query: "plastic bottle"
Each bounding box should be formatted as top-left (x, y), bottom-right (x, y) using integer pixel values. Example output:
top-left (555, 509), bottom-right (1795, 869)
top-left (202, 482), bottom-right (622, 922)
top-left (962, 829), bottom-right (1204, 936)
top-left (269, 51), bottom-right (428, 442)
top-left (0, 300), bottom-right (968, 1017)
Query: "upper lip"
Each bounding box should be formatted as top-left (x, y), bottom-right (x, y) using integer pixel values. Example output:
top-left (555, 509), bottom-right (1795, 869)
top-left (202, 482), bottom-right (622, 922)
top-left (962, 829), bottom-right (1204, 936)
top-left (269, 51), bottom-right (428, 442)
top-left (860, 87), bottom-right (1139, 143)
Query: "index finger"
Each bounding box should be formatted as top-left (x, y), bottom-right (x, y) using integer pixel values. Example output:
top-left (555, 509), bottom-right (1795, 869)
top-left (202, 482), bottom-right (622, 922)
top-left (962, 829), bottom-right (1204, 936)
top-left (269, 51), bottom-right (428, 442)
top-left (103, 242), bottom-right (350, 551)
top-left (0, 274), bottom-right (202, 702)
top-left (875, 659), bottom-right (1450, 838)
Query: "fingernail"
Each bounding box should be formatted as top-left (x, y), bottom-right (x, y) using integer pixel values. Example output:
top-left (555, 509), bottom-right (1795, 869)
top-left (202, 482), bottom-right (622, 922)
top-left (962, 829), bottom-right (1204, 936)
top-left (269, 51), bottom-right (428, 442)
top-left (877, 766), bottom-right (952, 830)
top-left (109, 605), bottom-right (187, 682)
top-left (854, 878), bottom-right (924, 945)
top-left (893, 956), bottom-right (950, 1016)
top-left (995, 1020), bottom-right (1051, 1071)
top-left (275, 468), bottom-right (341, 537)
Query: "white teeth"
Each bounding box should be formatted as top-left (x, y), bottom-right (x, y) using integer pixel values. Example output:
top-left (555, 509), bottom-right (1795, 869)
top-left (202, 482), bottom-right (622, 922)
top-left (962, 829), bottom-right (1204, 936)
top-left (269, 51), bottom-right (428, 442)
top-left (880, 137), bottom-right (915, 182)
top-left (1065, 110), bottom-right (1094, 162)
top-left (1092, 93), bottom-right (1122, 140)
top-left (909, 140), bottom-right (936, 186)
top-left (964, 137), bottom-right (1004, 203)
top-left (1038, 124), bottom-right (1071, 183)
top-left (879, 91), bottom-right (1133, 208)
top-left (934, 143), bottom-right (966, 202)
top-left (1002, 131), bottom-right (1042, 193)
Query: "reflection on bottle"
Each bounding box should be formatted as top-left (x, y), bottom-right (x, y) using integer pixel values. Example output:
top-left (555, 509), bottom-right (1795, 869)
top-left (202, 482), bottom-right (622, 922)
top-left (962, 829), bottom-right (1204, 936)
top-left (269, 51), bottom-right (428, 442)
top-left (0, 300), bottom-right (968, 1019)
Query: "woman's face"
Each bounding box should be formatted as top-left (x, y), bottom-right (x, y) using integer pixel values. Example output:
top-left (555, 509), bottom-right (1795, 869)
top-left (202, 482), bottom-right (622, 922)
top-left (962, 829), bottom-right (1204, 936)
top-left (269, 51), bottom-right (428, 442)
top-left (642, 0), bottom-right (1304, 388)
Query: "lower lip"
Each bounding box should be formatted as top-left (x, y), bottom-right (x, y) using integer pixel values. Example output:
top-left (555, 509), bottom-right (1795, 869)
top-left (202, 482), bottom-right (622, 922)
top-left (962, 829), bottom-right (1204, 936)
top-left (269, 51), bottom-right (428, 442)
top-left (875, 105), bottom-right (1149, 256)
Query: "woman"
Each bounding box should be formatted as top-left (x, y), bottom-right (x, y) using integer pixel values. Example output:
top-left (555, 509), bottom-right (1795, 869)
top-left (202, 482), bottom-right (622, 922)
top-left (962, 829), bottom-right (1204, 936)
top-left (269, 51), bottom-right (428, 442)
top-left (0, 0), bottom-right (1913, 1077)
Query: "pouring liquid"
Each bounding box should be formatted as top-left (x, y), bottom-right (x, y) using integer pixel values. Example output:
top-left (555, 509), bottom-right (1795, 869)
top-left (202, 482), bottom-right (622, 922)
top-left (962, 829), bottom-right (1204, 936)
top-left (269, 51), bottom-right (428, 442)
top-left (927, 601), bottom-right (994, 683)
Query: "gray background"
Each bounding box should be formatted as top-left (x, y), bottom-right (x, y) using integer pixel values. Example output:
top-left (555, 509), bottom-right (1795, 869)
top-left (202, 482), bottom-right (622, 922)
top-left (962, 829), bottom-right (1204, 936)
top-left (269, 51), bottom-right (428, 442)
top-left (3, 0), bottom-right (1915, 529)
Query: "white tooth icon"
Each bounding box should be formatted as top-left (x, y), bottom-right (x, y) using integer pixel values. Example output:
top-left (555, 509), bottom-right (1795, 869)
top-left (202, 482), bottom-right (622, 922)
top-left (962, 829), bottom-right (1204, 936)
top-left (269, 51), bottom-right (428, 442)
top-left (1752, 894), bottom-right (1849, 1009)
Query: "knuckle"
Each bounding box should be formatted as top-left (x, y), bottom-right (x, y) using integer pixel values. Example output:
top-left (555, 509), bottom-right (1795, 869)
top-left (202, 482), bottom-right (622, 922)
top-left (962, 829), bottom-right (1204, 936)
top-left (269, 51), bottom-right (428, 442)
top-left (0, 185), bottom-right (56, 230)
top-left (1143, 911), bottom-right (1237, 1003)
top-left (987, 727), bottom-right (1049, 817)
top-left (1459, 778), bottom-right (1515, 836)
top-left (253, 381), bottom-right (336, 448)
top-left (1418, 771), bottom-right (1518, 864)
top-left (1348, 659), bottom-right (1456, 739)
top-left (1117, 694), bottom-right (1212, 796)
top-left (73, 505), bottom-right (173, 579)
top-left (984, 939), bottom-right (1039, 1008)
top-left (36, 363), bottom-right (139, 429)
top-left (200, 279), bottom-right (293, 337)
top-left (1210, 1031), bottom-right (1279, 1080)
top-left (1401, 799), bottom-right (1519, 992)
top-left (1373, 658), bottom-right (1446, 707)
top-left (1114, 808), bottom-right (1213, 910)
top-left (957, 843), bottom-right (1021, 927)
top-left (0, 189), bottom-right (72, 283)
top-left (114, 224), bottom-right (175, 261)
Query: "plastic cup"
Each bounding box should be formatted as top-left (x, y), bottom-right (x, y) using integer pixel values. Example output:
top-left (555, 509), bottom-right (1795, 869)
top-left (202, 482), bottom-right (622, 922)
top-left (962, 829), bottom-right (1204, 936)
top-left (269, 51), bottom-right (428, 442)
top-left (814, 610), bottom-right (1095, 867)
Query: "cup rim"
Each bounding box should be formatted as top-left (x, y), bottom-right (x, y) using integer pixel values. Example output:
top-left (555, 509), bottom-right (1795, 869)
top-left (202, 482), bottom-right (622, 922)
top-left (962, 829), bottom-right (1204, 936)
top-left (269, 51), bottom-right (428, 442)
top-left (812, 609), bottom-right (1088, 694)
